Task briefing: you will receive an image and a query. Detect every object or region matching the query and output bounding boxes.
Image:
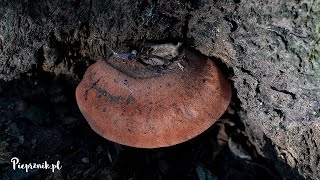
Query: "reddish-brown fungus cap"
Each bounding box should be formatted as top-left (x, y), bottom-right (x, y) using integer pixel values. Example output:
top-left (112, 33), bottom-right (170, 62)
top-left (76, 49), bottom-right (232, 148)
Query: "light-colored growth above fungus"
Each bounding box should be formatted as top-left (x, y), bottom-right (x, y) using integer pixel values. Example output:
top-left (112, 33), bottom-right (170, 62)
top-left (76, 48), bottom-right (231, 148)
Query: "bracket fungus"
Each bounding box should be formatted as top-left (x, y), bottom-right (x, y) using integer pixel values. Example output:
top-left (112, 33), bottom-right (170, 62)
top-left (76, 46), bottom-right (231, 148)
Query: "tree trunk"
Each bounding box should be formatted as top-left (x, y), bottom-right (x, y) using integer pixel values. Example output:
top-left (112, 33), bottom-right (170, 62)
top-left (0, 0), bottom-right (319, 179)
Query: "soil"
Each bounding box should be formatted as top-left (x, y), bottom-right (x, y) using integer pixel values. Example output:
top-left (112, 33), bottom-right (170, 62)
top-left (0, 0), bottom-right (319, 179)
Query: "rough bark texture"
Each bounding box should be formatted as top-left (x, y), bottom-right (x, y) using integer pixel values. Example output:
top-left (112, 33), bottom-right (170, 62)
top-left (0, 0), bottom-right (319, 179)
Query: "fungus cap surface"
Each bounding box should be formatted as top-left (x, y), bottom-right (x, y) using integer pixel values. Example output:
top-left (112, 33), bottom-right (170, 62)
top-left (76, 49), bottom-right (231, 148)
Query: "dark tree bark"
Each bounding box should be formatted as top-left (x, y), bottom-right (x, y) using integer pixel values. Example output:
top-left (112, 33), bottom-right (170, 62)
top-left (0, 0), bottom-right (319, 179)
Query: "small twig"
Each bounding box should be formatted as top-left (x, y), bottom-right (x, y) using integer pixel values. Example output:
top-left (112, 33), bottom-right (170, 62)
top-left (177, 63), bottom-right (184, 71)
